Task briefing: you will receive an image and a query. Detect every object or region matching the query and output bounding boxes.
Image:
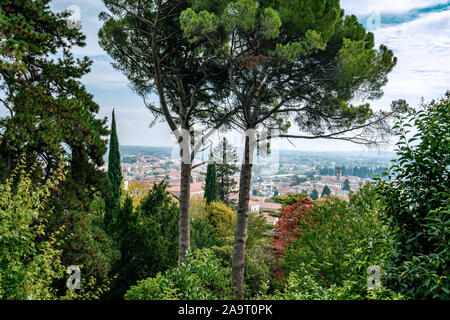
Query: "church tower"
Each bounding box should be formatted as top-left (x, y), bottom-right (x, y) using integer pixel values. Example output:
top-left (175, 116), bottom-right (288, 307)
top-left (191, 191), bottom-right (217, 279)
top-left (336, 165), bottom-right (342, 182)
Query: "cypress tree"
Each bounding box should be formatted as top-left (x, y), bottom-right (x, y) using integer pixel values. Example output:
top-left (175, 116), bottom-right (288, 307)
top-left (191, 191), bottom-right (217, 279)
top-left (204, 161), bottom-right (218, 205)
top-left (310, 189), bottom-right (319, 201)
top-left (106, 110), bottom-right (122, 226)
top-left (321, 185), bottom-right (331, 198)
top-left (342, 179), bottom-right (351, 191)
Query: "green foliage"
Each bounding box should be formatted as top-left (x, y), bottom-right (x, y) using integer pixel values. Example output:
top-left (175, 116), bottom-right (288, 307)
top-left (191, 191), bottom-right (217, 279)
top-left (124, 249), bottom-right (233, 300)
top-left (275, 184), bottom-right (397, 299)
top-left (202, 201), bottom-right (236, 244)
top-left (321, 185), bottom-right (331, 198)
top-left (0, 163), bottom-right (65, 299)
top-left (190, 218), bottom-right (219, 250)
top-left (57, 210), bottom-right (120, 286)
top-left (204, 162), bottom-right (218, 204)
top-left (108, 183), bottom-right (179, 299)
top-left (273, 193), bottom-right (308, 206)
top-left (106, 110), bottom-right (123, 227)
top-left (246, 211), bottom-right (270, 248)
top-left (207, 244), bottom-right (276, 299)
top-left (213, 138), bottom-right (239, 207)
top-left (0, 0), bottom-right (108, 187)
top-left (310, 189), bottom-right (319, 200)
top-left (375, 93), bottom-right (450, 299)
top-left (269, 264), bottom-right (403, 300)
top-left (342, 179), bottom-right (351, 191)
top-left (282, 188), bottom-right (390, 284)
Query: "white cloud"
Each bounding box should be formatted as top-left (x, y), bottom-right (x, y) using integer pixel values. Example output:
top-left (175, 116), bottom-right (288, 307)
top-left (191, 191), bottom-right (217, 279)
top-left (81, 59), bottom-right (129, 89)
top-left (372, 10), bottom-right (450, 106)
top-left (341, 0), bottom-right (448, 15)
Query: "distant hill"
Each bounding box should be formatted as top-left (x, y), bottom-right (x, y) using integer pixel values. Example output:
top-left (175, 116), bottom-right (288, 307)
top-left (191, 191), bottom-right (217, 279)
top-left (104, 145), bottom-right (173, 163)
top-left (104, 145), bottom-right (396, 168)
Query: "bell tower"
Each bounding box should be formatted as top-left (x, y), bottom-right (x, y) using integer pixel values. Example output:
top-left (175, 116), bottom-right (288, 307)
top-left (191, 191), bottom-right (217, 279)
top-left (336, 165), bottom-right (342, 182)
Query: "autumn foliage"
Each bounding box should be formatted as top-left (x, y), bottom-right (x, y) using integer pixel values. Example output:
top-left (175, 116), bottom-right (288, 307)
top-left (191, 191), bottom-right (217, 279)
top-left (271, 197), bottom-right (314, 256)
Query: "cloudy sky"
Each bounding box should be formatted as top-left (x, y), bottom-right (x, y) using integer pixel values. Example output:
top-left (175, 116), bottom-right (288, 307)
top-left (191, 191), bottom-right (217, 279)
top-left (50, 0), bottom-right (450, 152)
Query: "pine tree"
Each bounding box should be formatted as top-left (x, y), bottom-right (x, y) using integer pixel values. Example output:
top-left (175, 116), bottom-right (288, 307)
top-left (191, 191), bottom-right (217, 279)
top-left (342, 179), bottom-right (351, 191)
top-left (204, 161), bottom-right (218, 205)
top-left (321, 185), bottom-right (331, 198)
top-left (106, 110), bottom-right (122, 226)
top-left (310, 189), bottom-right (319, 201)
top-left (0, 0), bottom-right (109, 191)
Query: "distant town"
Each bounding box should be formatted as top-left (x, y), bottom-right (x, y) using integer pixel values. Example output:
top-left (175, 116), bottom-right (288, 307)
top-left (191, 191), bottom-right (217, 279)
top-left (100, 146), bottom-right (395, 225)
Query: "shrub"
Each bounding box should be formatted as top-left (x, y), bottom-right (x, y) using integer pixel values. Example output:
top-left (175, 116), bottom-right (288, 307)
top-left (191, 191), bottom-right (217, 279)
top-left (0, 164), bottom-right (65, 299)
top-left (270, 184), bottom-right (400, 298)
top-left (375, 93), bottom-right (450, 299)
top-left (108, 182), bottom-right (179, 299)
top-left (190, 218), bottom-right (219, 250)
top-left (281, 186), bottom-right (392, 286)
top-left (208, 243), bottom-right (276, 299)
top-left (124, 249), bottom-right (233, 300)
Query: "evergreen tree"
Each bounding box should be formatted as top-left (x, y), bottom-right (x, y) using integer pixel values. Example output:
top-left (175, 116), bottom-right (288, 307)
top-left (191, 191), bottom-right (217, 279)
top-left (180, 0), bottom-right (405, 297)
top-left (342, 179), bottom-right (351, 191)
top-left (321, 185), bottom-right (331, 198)
top-left (106, 110), bottom-right (122, 227)
top-left (204, 161), bottom-right (218, 205)
top-left (214, 138), bottom-right (239, 206)
top-left (109, 182), bottom-right (179, 299)
top-left (310, 189), bottom-right (319, 201)
top-left (99, 0), bottom-right (235, 262)
top-left (0, 0), bottom-right (108, 187)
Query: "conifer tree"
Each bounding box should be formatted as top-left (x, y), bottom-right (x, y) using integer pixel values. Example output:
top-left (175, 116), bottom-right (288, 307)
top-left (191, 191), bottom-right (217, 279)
top-left (342, 179), bottom-right (351, 191)
top-left (181, 0), bottom-right (406, 299)
top-left (106, 110), bottom-right (122, 226)
top-left (214, 138), bottom-right (239, 206)
top-left (310, 189), bottom-right (319, 201)
top-left (204, 160), bottom-right (218, 205)
top-left (99, 0), bottom-right (236, 261)
top-left (321, 185), bottom-right (331, 198)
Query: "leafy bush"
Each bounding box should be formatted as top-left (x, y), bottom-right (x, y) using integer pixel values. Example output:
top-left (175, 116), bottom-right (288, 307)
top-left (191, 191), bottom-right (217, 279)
top-left (108, 182), bottom-right (179, 299)
top-left (190, 218), bottom-right (219, 250)
top-left (207, 244), bottom-right (276, 299)
top-left (203, 201), bottom-right (236, 244)
top-left (282, 185), bottom-right (392, 286)
top-left (124, 249), bottom-right (233, 300)
top-left (376, 93), bottom-right (450, 299)
top-left (269, 264), bottom-right (403, 300)
top-left (58, 210), bottom-right (120, 285)
top-left (271, 184), bottom-right (399, 298)
top-left (0, 164), bottom-right (65, 299)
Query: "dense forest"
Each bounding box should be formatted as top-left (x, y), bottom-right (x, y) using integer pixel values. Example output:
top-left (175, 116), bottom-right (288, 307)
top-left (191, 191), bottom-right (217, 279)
top-left (0, 0), bottom-right (448, 301)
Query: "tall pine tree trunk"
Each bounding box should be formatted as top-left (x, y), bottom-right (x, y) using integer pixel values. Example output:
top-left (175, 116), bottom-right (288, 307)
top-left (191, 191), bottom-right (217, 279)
top-left (231, 132), bottom-right (254, 299)
top-left (179, 162), bottom-right (192, 262)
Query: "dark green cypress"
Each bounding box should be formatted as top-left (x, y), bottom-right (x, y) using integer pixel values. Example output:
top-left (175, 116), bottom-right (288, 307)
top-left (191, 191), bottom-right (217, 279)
top-left (342, 179), bottom-right (351, 191)
top-left (204, 161), bottom-right (218, 205)
top-left (321, 185), bottom-right (331, 198)
top-left (105, 109), bottom-right (122, 226)
top-left (310, 189), bottom-right (319, 200)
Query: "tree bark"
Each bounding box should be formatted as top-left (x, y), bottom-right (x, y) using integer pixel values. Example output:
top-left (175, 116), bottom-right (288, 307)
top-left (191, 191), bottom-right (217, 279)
top-left (231, 132), bottom-right (254, 299)
top-left (179, 162), bottom-right (192, 262)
